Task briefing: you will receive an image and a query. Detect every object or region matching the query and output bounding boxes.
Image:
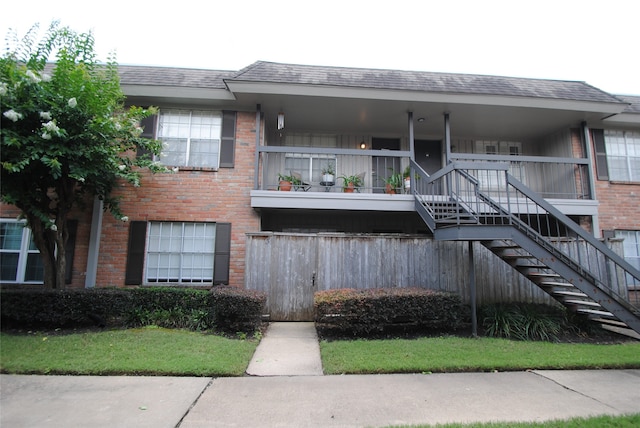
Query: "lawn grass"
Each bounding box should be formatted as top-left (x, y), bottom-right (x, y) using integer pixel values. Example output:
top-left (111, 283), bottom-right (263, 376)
top-left (320, 336), bottom-right (640, 374)
top-left (0, 327), bottom-right (258, 376)
top-left (388, 413), bottom-right (640, 428)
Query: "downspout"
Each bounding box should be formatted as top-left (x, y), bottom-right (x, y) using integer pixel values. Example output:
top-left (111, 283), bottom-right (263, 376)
top-left (84, 196), bottom-right (103, 288)
top-left (254, 104), bottom-right (261, 189)
top-left (582, 121), bottom-right (601, 238)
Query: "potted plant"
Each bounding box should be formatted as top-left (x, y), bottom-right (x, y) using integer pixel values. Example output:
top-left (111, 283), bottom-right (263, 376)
top-left (277, 173), bottom-right (301, 191)
top-left (403, 165), bottom-right (411, 191)
top-left (339, 174), bottom-right (363, 193)
top-left (383, 171), bottom-right (403, 194)
top-left (321, 162), bottom-right (336, 185)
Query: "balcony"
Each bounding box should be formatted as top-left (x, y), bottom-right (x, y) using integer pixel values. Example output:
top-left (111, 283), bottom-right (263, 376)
top-left (250, 146), bottom-right (597, 216)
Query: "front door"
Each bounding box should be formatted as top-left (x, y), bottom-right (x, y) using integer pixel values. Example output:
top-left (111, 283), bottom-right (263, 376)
top-left (415, 139), bottom-right (442, 174)
top-left (415, 140), bottom-right (443, 193)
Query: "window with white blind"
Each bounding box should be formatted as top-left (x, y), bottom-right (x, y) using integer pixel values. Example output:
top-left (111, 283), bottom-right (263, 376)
top-left (284, 153), bottom-right (337, 184)
top-left (474, 140), bottom-right (524, 189)
top-left (0, 221), bottom-right (43, 283)
top-left (616, 230), bottom-right (640, 286)
top-left (605, 130), bottom-right (640, 182)
top-left (145, 222), bottom-right (216, 284)
top-left (157, 110), bottom-right (222, 168)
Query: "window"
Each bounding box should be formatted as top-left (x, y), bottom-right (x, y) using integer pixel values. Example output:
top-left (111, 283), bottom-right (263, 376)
top-left (145, 222), bottom-right (216, 284)
top-left (474, 141), bottom-right (524, 189)
top-left (157, 110), bottom-right (222, 168)
top-left (0, 221), bottom-right (43, 283)
top-left (284, 153), bottom-right (337, 184)
top-left (616, 230), bottom-right (640, 286)
top-left (604, 130), bottom-right (640, 182)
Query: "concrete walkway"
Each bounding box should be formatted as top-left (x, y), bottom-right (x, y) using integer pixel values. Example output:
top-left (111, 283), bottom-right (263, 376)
top-left (1, 322), bottom-right (639, 427)
top-left (246, 322), bottom-right (323, 376)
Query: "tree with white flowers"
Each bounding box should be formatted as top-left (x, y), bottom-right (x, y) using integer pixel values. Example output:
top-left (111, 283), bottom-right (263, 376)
top-left (1, 22), bottom-right (165, 288)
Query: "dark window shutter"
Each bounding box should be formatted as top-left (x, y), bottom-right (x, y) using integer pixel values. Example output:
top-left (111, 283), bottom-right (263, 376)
top-left (219, 111), bottom-right (236, 168)
top-left (592, 129), bottom-right (609, 181)
top-left (125, 221), bottom-right (147, 285)
top-left (137, 114), bottom-right (158, 158)
top-left (64, 220), bottom-right (78, 284)
top-left (213, 223), bottom-right (231, 285)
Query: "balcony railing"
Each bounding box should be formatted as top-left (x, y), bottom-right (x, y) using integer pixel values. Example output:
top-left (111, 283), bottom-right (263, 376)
top-left (256, 146), bottom-right (412, 194)
top-left (451, 153), bottom-right (591, 199)
top-left (255, 147), bottom-right (592, 200)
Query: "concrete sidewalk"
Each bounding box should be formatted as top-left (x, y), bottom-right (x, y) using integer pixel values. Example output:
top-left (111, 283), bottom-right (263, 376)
top-left (1, 322), bottom-right (639, 427)
top-left (1, 370), bottom-right (639, 427)
top-left (246, 322), bottom-right (323, 376)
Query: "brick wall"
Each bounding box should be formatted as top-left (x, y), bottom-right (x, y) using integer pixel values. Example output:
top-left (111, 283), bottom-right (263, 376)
top-left (94, 111), bottom-right (261, 288)
top-left (1, 111), bottom-right (261, 289)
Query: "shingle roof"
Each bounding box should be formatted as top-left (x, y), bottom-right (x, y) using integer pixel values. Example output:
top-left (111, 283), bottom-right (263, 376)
top-left (117, 65), bottom-right (233, 89)
top-left (615, 95), bottom-right (640, 113)
top-left (230, 61), bottom-right (623, 104)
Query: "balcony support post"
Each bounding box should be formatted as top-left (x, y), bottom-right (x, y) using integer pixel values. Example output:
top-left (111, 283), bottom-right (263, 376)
top-left (444, 112), bottom-right (452, 165)
top-left (469, 240), bottom-right (478, 337)
top-left (408, 111), bottom-right (415, 161)
top-left (582, 121), bottom-right (600, 238)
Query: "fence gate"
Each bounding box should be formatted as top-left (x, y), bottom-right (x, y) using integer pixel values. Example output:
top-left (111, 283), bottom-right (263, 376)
top-left (245, 233), bottom-right (317, 321)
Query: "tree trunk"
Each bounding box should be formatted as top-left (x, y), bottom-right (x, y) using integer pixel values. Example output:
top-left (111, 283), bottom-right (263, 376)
top-left (28, 215), bottom-right (58, 289)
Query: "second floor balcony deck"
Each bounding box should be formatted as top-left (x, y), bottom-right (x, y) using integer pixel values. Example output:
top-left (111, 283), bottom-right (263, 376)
top-left (250, 146), bottom-right (598, 217)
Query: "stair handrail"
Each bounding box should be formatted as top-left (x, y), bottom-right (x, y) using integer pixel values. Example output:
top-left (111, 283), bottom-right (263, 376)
top-left (504, 173), bottom-right (640, 290)
top-left (413, 160), bottom-right (639, 313)
top-left (466, 167), bottom-right (639, 312)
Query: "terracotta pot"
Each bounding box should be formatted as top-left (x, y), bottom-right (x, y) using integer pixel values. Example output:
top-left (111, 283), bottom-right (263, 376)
top-left (343, 183), bottom-right (355, 193)
top-left (279, 180), bottom-right (292, 191)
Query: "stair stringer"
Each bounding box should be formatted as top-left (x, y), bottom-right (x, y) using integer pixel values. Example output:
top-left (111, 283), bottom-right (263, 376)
top-left (490, 227), bottom-right (640, 335)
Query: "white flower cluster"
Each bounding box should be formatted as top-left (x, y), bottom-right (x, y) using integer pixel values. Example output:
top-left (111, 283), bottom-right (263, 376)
top-left (3, 109), bottom-right (23, 122)
top-left (0, 82), bottom-right (7, 96)
top-left (41, 120), bottom-right (62, 140)
top-left (68, 97), bottom-right (77, 108)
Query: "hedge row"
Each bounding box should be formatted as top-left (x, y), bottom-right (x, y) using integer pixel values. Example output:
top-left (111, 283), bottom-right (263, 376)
top-left (314, 287), bottom-right (467, 335)
top-left (0, 286), bottom-right (266, 333)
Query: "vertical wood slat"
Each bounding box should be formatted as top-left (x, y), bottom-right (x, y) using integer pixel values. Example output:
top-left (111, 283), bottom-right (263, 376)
top-left (245, 233), bottom-right (621, 320)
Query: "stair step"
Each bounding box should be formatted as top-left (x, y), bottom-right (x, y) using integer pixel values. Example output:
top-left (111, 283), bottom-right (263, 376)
top-left (600, 324), bottom-right (640, 340)
top-left (528, 273), bottom-right (562, 281)
top-left (576, 308), bottom-right (615, 318)
top-left (591, 318), bottom-right (630, 328)
top-left (515, 263), bottom-right (549, 269)
top-left (564, 299), bottom-right (602, 308)
top-left (539, 281), bottom-right (575, 288)
top-left (552, 290), bottom-right (588, 298)
top-left (436, 219), bottom-right (478, 225)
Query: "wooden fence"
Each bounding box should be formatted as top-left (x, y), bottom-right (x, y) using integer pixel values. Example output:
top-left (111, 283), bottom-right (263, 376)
top-left (245, 232), bottom-right (625, 320)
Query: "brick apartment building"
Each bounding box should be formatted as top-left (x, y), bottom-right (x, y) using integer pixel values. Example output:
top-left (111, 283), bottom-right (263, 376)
top-left (2, 61), bottom-right (639, 326)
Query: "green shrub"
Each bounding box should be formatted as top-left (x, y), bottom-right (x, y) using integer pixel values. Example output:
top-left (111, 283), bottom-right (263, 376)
top-left (0, 286), bottom-right (266, 333)
top-left (314, 287), bottom-right (466, 336)
top-left (0, 288), bottom-right (131, 327)
top-left (210, 286), bottom-right (267, 333)
top-left (480, 303), bottom-right (566, 341)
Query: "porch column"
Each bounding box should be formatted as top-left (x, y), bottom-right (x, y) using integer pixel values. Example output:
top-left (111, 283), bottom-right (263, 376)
top-left (408, 111), bottom-right (415, 161)
top-left (468, 241), bottom-right (478, 337)
top-left (444, 112), bottom-right (452, 164)
top-left (582, 121), bottom-right (601, 238)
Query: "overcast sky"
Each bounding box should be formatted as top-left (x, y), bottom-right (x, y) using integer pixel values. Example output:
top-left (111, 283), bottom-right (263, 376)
top-left (2, 0), bottom-right (638, 95)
